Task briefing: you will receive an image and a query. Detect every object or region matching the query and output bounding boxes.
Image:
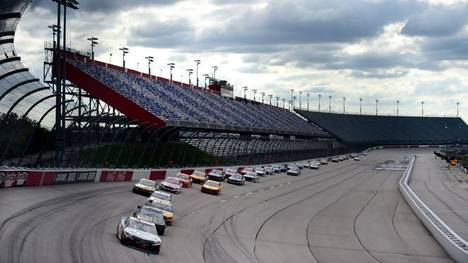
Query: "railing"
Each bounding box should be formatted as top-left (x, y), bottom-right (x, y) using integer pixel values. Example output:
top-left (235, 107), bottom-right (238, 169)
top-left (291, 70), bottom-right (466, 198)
top-left (399, 156), bottom-right (468, 263)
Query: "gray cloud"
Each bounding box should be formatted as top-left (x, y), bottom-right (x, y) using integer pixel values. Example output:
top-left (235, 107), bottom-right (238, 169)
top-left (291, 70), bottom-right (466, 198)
top-left (31, 0), bottom-right (181, 13)
top-left (401, 4), bottom-right (468, 37)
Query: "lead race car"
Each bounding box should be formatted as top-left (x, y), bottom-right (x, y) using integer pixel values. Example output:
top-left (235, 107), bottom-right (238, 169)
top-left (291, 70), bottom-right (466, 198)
top-left (116, 216), bottom-right (162, 254)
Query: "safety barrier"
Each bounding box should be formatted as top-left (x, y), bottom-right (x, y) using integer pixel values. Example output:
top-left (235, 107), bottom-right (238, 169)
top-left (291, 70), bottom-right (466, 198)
top-left (399, 156), bottom-right (468, 263)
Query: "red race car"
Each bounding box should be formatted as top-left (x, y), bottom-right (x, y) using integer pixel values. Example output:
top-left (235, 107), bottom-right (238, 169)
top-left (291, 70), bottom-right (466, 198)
top-left (174, 172), bottom-right (192, 188)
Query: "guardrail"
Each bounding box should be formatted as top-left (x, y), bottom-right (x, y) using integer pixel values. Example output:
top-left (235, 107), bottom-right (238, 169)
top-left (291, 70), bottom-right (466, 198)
top-left (399, 156), bottom-right (468, 263)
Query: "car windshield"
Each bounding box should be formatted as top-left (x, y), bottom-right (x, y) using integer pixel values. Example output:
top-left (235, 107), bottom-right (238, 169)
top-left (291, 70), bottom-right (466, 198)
top-left (128, 218), bottom-right (157, 234)
top-left (226, 169), bottom-right (236, 174)
top-left (231, 174), bottom-right (241, 179)
top-left (139, 179), bottom-right (155, 187)
top-left (151, 192), bottom-right (171, 201)
top-left (138, 207), bottom-right (165, 224)
top-left (193, 171), bottom-right (205, 177)
top-left (244, 168), bottom-right (253, 172)
top-left (289, 166), bottom-right (299, 170)
top-left (166, 177), bottom-right (180, 184)
top-left (246, 172), bottom-right (257, 176)
top-left (211, 170), bottom-right (222, 175)
top-left (205, 181), bottom-right (220, 187)
top-left (176, 174), bottom-right (188, 180)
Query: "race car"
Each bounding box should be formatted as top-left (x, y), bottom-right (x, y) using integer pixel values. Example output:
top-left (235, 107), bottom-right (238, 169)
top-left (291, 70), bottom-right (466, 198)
top-left (331, 157), bottom-right (340, 162)
top-left (272, 165), bottom-right (282, 173)
top-left (224, 168), bottom-right (237, 179)
top-left (354, 156), bottom-right (361, 161)
top-left (255, 168), bottom-right (266, 177)
top-left (159, 177), bottom-right (182, 194)
top-left (146, 199), bottom-right (174, 225)
top-left (287, 166), bottom-right (301, 176)
top-left (244, 171), bottom-right (260, 183)
top-left (320, 159), bottom-right (328, 165)
top-left (201, 180), bottom-right (223, 195)
top-left (174, 172), bottom-right (192, 188)
top-left (240, 167), bottom-right (254, 175)
top-left (265, 166), bottom-right (273, 175)
top-left (134, 205), bottom-right (167, 236)
top-left (295, 162), bottom-right (304, 169)
top-left (227, 173), bottom-right (245, 185)
top-left (132, 178), bottom-right (158, 196)
top-left (208, 169), bottom-right (225, 182)
top-left (148, 191), bottom-right (173, 207)
top-left (309, 161), bottom-right (320, 169)
top-left (116, 216), bottom-right (162, 254)
top-left (190, 170), bottom-right (207, 184)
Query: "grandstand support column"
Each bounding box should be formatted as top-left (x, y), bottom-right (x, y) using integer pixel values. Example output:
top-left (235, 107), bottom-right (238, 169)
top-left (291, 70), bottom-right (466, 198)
top-left (215, 136), bottom-right (231, 158)
top-left (158, 129), bottom-right (182, 167)
top-left (138, 126), bottom-right (164, 167)
top-left (80, 113), bottom-right (113, 167)
top-left (54, 0), bottom-right (63, 166)
top-left (148, 127), bottom-right (178, 167)
top-left (125, 123), bottom-right (157, 167)
top-left (100, 118), bottom-right (135, 167)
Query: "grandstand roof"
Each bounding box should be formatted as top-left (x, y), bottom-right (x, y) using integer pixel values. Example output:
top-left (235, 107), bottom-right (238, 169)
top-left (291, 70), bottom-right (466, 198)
top-left (296, 110), bottom-right (468, 145)
top-left (65, 53), bottom-right (328, 137)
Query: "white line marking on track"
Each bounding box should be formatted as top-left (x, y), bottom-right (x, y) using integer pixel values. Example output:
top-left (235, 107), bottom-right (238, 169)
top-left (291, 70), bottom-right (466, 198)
top-left (219, 200), bottom-right (226, 203)
top-left (233, 195), bottom-right (240, 199)
top-left (269, 186), bottom-right (275, 189)
top-left (246, 192), bottom-right (253, 196)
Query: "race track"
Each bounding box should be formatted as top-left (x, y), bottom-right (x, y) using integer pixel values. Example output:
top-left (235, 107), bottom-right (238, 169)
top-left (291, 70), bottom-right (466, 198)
top-left (0, 149), bottom-right (454, 263)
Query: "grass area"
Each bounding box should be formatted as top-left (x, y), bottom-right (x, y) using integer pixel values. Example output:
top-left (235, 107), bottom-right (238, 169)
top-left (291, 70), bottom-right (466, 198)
top-left (78, 142), bottom-right (220, 168)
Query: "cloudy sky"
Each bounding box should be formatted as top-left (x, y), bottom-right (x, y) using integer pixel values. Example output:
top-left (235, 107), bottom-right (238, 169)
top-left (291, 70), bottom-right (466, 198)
top-left (15, 0), bottom-right (468, 120)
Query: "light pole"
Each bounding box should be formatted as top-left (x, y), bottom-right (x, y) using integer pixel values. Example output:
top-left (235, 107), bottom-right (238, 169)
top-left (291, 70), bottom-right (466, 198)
top-left (268, 94), bottom-right (273, 106)
top-left (194, 59), bottom-right (201, 87)
top-left (212, 66), bottom-right (218, 79)
top-left (421, 101), bottom-right (424, 116)
top-left (282, 98), bottom-right (286, 109)
top-left (359, 98), bottom-right (363, 115)
top-left (375, 99), bottom-right (379, 116)
top-left (87, 36), bottom-right (98, 60)
top-left (145, 56), bottom-right (154, 77)
top-left (187, 69), bottom-right (193, 86)
top-left (307, 93), bottom-right (310, 111)
top-left (167, 63), bottom-right (175, 84)
top-left (203, 74), bottom-right (210, 89)
top-left (299, 91), bottom-right (302, 109)
top-left (457, 102), bottom-right (460, 117)
top-left (275, 96), bottom-right (280, 107)
top-left (261, 92), bottom-right (265, 104)
top-left (109, 53), bottom-right (112, 63)
top-left (318, 94), bottom-right (322, 112)
top-left (290, 89), bottom-right (294, 108)
top-left (243, 86), bottom-right (248, 99)
top-left (48, 25), bottom-right (58, 48)
top-left (343, 97), bottom-right (346, 114)
top-left (396, 100), bottom-right (400, 116)
top-left (252, 89), bottom-right (257, 101)
top-left (328, 95), bottom-right (332, 113)
top-left (119, 47), bottom-right (129, 70)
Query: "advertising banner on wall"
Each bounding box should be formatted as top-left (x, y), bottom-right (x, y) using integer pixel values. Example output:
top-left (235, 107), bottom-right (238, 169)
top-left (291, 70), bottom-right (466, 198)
top-left (0, 171), bottom-right (28, 188)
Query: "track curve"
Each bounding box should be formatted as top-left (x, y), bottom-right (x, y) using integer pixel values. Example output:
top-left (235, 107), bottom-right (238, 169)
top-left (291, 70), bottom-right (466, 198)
top-left (0, 149), bottom-right (455, 263)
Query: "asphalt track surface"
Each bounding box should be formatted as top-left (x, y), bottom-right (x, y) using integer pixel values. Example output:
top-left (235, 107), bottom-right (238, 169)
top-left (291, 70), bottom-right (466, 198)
top-left (0, 149), bottom-right (455, 263)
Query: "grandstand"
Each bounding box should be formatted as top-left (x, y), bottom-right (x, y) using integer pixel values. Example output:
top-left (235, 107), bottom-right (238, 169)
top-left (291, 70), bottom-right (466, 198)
top-left (66, 53), bottom-right (326, 137)
top-left (297, 110), bottom-right (468, 146)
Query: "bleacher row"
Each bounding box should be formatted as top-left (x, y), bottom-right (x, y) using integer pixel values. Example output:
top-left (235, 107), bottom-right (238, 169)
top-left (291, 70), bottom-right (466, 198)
top-left (297, 110), bottom-right (468, 145)
top-left (70, 59), bottom-right (325, 137)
